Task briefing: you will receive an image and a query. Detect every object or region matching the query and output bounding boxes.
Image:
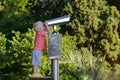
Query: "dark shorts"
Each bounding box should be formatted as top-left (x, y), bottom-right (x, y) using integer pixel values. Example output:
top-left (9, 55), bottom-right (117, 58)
top-left (32, 50), bottom-right (42, 66)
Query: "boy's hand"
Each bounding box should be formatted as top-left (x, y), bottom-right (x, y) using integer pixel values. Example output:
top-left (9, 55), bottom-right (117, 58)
top-left (44, 21), bottom-right (48, 26)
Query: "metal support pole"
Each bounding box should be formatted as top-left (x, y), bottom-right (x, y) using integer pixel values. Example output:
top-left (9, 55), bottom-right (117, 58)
top-left (51, 60), bottom-right (59, 80)
top-left (53, 25), bottom-right (56, 31)
top-left (52, 25), bottom-right (57, 34)
top-left (52, 25), bottom-right (59, 80)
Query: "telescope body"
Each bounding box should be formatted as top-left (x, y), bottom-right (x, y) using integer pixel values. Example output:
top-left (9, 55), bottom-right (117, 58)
top-left (47, 15), bottom-right (70, 26)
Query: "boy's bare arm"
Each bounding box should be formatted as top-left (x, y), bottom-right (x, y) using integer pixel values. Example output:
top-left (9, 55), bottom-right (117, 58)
top-left (44, 21), bottom-right (50, 34)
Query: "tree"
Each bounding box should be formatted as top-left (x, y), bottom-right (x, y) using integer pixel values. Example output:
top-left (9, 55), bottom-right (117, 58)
top-left (64, 0), bottom-right (120, 66)
top-left (107, 0), bottom-right (120, 11)
top-left (0, 0), bottom-right (70, 39)
top-left (27, 0), bottom-right (69, 21)
top-left (0, 0), bottom-right (34, 39)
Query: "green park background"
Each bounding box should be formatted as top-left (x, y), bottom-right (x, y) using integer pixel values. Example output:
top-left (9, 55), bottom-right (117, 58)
top-left (0, 0), bottom-right (120, 80)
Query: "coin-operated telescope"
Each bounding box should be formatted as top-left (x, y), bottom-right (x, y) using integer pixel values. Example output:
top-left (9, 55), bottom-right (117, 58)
top-left (48, 15), bottom-right (70, 80)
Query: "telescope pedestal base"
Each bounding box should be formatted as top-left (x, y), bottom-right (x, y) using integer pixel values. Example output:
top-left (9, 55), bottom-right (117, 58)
top-left (30, 77), bottom-right (52, 80)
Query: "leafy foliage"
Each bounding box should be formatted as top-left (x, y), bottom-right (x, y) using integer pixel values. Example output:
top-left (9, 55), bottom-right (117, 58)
top-left (0, 0), bottom-right (120, 80)
top-left (61, 46), bottom-right (120, 80)
top-left (27, 0), bottom-right (69, 21)
top-left (0, 0), bottom-right (34, 39)
top-left (107, 0), bottom-right (120, 11)
top-left (0, 29), bottom-right (34, 80)
top-left (64, 0), bottom-right (120, 66)
top-left (0, 33), bottom-right (7, 78)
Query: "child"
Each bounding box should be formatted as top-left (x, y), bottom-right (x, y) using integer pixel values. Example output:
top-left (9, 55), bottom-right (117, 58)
top-left (32, 21), bottom-right (50, 77)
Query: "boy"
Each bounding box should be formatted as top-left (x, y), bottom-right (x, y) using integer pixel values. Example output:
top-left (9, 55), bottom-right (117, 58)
top-left (32, 21), bottom-right (50, 77)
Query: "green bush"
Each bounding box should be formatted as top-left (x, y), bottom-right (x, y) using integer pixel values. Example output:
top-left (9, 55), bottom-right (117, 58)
top-left (0, 0), bottom-right (34, 39)
top-left (60, 46), bottom-right (120, 80)
top-left (0, 32), bottom-right (7, 79)
top-left (64, 0), bottom-right (120, 66)
top-left (59, 32), bottom-right (120, 80)
top-left (0, 29), bottom-right (34, 80)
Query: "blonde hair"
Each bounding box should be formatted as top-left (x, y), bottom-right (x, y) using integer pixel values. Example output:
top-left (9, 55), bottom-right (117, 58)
top-left (33, 21), bottom-right (44, 32)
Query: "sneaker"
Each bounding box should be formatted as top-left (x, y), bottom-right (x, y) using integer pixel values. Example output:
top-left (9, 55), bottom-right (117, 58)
top-left (31, 73), bottom-right (43, 78)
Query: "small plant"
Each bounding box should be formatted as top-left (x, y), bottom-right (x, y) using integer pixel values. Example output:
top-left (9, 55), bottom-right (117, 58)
top-left (60, 47), bottom-right (119, 80)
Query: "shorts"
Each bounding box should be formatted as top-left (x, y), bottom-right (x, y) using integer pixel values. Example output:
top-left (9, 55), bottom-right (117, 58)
top-left (32, 50), bottom-right (42, 66)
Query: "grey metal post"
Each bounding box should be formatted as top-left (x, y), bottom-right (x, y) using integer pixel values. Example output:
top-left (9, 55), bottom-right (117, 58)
top-left (51, 59), bottom-right (59, 80)
top-left (53, 25), bottom-right (56, 32)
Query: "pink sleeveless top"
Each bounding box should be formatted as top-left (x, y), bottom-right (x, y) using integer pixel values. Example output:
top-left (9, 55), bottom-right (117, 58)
top-left (34, 28), bottom-right (47, 50)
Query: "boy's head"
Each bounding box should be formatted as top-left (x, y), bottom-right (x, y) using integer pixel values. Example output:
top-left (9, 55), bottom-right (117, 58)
top-left (33, 21), bottom-right (44, 32)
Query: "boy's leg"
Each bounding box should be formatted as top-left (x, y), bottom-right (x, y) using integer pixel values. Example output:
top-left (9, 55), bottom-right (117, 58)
top-left (32, 50), bottom-right (42, 74)
top-left (33, 65), bottom-right (39, 74)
